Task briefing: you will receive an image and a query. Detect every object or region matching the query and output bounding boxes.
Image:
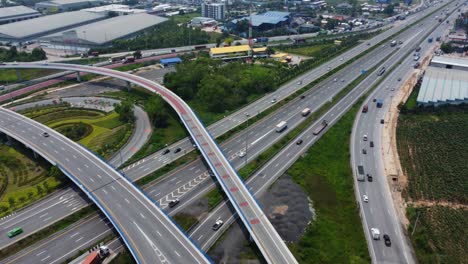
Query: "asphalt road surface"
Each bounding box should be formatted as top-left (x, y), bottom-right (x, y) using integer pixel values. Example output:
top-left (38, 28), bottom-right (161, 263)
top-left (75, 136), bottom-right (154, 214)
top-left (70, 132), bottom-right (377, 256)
top-left (0, 2), bottom-right (453, 262)
top-left (0, 108), bottom-right (210, 263)
top-left (350, 5), bottom-right (461, 264)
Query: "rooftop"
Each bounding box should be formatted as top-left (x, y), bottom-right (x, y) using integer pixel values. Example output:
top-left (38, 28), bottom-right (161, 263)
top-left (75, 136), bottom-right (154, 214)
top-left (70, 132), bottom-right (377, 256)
top-left (41, 13), bottom-right (167, 45)
top-left (417, 66), bottom-right (468, 105)
top-left (38, 0), bottom-right (102, 5)
top-left (233, 11), bottom-right (290, 27)
top-left (210, 45), bottom-right (250, 55)
top-left (0, 5), bottom-right (40, 19)
top-left (431, 56), bottom-right (468, 69)
top-left (0, 11), bottom-right (104, 39)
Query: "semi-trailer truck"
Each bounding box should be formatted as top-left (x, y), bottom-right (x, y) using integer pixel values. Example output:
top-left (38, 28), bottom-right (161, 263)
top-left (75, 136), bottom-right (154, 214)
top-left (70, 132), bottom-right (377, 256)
top-left (312, 120), bottom-right (328, 135)
top-left (276, 121), bottom-right (287, 132)
top-left (82, 246), bottom-right (109, 264)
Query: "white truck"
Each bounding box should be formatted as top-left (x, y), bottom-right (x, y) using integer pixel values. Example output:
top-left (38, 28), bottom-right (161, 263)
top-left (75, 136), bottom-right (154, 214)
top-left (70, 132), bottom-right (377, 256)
top-left (371, 228), bottom-right (380, 240)
top-left (276, 121), bottom-right (287, 133)
top-left (357, 165), bottom-right (365, 181)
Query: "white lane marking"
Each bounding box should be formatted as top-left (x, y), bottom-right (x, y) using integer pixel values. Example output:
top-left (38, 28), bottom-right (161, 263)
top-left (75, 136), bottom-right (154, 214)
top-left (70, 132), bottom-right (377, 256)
top-left (36, 250), bottom-right (46, 256)
top-left (72, 155), bottom-right (77, 159)
top-left (174, 250), bottom-right (181, 257)
top-left (143, 167), bottom-right (150, 172)
top-left (111, 186), bottom-right (116, 191)
top-left (84, 164), bottom-right (89, 168)
top-left (198, 235), bottom-right (204, 241)
top-left (43, 217), bottom-right (51, 222)
top-left (75, 237), bottom-right (83, 242)
top-left (176, 180), bottom-right (181, 185)
top-left (157, 231), bottom-right (162, 237)
top-left (140, 213), bottom-right (146, 219)
top-left (125, 198), bottom-right (130, 204)
top-left (189, 166), bottom-right (196, 171)
top-left (90, 178), bottom-right (95, 183)
top-left (133, 221), bottom-right (168, 263)
top-left (65, 158), bottom-right (70, 162)
top-left (195, 169), bottom-right (201, 173)
top-left (97, 174), bottom-right (102, 179)
top-left (77, 167), bottom-right (81, 172)
top-left (250, 130), bottom-right (274, 146)
top-left (102, 189), bottom-right (108, 195)
top-left (41, 255), bottom-right (50, 262)
top-left (70, 232), bottom-right (79, 238)
top-left (39, 213), bottom-right (48, 218)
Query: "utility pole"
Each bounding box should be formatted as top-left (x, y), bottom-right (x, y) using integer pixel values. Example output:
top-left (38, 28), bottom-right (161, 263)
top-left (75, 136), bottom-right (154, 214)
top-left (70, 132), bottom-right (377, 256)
top-left (244, 113), bottom-right (249, 167)
top-left (247, 0), bottom-right (253, 62)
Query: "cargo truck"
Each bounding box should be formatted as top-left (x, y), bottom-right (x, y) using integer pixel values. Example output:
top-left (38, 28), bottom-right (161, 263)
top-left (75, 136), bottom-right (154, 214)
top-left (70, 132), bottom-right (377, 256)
top-left (390, 40), bottom-right (397, 47)
top-left (357, 165), bottom-right (365, 181)
top-left (82, 246), bottom-right (109, 264)
top-left (376, 99), bottom-right (383, 108)
top-left (312, 120), bottom-right (328, 135)
top-left (371, 228), bottom-right (381, 240)
top-left (276, 121), bottom-right (287, 132)
top-left (301, 108), bottom-right (311, 116)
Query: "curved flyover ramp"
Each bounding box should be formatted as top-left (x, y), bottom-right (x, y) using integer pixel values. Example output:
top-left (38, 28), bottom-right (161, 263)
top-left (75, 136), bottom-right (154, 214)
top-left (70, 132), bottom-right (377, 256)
top-left (0, 62), bottom-right (297, 264)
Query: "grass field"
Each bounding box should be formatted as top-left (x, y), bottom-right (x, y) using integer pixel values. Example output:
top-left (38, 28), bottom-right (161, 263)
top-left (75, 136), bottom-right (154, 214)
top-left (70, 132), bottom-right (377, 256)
top-left (0, 69), bottom-right (59, 85)
top-left (286, 102), bottom-right (369, 263)
top-left (406, 206), bottom-right (467, 263)
top-left (280, 44), bottom-right (335, 57)
top-left (23, 106), bottom-right (133, 159)
top-left (396, 105), bottom-right (468, 203)
top-left (0, 144), bottom-right (65, 217)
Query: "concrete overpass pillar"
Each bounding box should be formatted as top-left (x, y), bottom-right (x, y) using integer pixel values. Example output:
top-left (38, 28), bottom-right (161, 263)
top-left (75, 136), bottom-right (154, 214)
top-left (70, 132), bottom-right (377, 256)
top-left (15, 69), bottom-right (22, 81)
top-left (126, 81), bottom-right (132, 91)
top-left (32, 150), bottom-right (38, 159)
top-left (6, 135), bottom-right (13, 145)
top-left (76, 71), bottom-right (81, 82)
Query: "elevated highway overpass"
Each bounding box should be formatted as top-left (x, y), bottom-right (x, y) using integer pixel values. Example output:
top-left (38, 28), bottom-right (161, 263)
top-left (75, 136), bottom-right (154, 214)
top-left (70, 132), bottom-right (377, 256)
top-left (0, 62), bottom-right (298, 264)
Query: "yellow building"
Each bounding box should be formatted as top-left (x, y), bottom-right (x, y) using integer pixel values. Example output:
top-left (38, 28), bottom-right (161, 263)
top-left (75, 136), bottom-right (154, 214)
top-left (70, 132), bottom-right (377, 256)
top-left (209, 45), bottom-right (269, 60)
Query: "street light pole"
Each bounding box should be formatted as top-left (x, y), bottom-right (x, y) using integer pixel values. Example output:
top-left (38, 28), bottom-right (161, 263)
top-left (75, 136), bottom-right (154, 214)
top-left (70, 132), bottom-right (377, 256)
top-left (245, 113), bottom-right (250, 167)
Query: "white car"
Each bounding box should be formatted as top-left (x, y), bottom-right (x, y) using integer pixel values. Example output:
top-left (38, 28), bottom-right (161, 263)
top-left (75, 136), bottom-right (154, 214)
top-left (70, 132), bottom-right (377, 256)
top-left (363, 134), bottom-right (368, 141)
top-left (212, 220), bottom-right (224, 231)
top-left (363, 194), bottom-right (369, 202)
top-left (271, 98), bottom-right (277, 104)
top-left (239, 151), bottom-right (246, 158)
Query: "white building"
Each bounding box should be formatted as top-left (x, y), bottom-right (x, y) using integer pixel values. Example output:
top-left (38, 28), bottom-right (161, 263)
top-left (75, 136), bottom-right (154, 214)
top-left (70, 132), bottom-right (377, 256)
top-left (0, 6), bottom-right (41, 25)
top-left (83, 4), bottom-right (146, 15)
top-left (201, 2), bottom-right (225, 20)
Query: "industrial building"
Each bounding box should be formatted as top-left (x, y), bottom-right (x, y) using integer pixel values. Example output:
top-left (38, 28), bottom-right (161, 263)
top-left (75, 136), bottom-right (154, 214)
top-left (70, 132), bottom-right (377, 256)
top-left (83, 4), bottom-right (146, 16)
top-left (190, 17), bottom-right (217, 27)
top-left (201, 2), bottom-right (225, 20)
top-left (0, 11), bottom-right (105, 44)
top-left (229, 11), bottom-right (290, 31)
top-left (209, 45), bottom-right (268, 60)
top-left (35, 0), bottom-right (104, 13)
top-left (39, 13), bottom-right (167, 52)
top-left (417, 56), bottom-right (468, 106)
top-left (0, 6), bottom-right (41, 25)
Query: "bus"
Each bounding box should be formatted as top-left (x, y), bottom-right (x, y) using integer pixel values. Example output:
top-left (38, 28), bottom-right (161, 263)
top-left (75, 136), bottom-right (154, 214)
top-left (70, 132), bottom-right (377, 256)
top-left (275, 121), bottom-right (287, 133)
top-left (7, 227), bottom-right (23, 238)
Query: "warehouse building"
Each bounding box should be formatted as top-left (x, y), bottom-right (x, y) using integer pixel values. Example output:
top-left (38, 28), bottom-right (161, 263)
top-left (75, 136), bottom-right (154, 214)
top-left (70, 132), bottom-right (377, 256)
top-left (229, 11), bottom-right (290, 32)
top-left (39, 13), bottom-right (167, 52)
top-left (35, 0), bottom-right (104, 13)
top-left (417, 57), bottom-right (468, 106)
top-left (0, 6), bottom-right (41, 25)
top-left (83, 4), bottom-right (146, 16)
top-left (0, 11), bottom-right (105, 44)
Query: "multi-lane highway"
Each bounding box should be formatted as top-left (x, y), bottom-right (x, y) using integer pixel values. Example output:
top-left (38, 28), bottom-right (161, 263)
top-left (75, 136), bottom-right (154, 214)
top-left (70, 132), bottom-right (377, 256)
top-left (0, 2), bottom-right (456, 262)
top-left (0, 2), bottom-right (454, 262)
top-left (350, 5), bottom-right (461, 263)
top-left (0, 108), bottom-right (210, 263)
top-left (0, 63), bottom-right (298, 263)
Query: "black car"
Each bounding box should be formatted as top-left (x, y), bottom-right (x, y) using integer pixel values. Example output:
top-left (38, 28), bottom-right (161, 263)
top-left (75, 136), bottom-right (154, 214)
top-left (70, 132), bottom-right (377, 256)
top-left (362, 149), bottom-right (367, 154)
top-left (373, 98), bottom-right (377, 102)
top-left (162, 149), bottom-right (170, 155)
top-left (380, 119), bottom-right (384, 124)
top-left (300, 95), bottom-right (306, 99)
top-left (296, 139), bottom-right (303, 145)
top-left (384, 234), bottom-right (391, 246)
top-left (370, 141), bottom-right (374, 148)
top-left (168, 199), bottom-right (179, 208)
top-left (174, 147), bottom-right (182, 153)
top-left (367, 174), bottom-right (373, 182)
top-left (42, 132), bottom-right (49, 137)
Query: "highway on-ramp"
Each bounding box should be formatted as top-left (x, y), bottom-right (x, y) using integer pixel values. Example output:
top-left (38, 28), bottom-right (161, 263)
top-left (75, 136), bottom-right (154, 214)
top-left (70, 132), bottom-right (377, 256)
top-left (0, 62), bottom-right (297, 263)
top-left (0, 108), bottom-right (210, 263)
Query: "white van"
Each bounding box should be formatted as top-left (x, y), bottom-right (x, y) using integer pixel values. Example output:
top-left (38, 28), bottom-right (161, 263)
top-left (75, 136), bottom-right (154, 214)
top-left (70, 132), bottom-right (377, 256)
top-left (301, 108), bottom-right (311, 116)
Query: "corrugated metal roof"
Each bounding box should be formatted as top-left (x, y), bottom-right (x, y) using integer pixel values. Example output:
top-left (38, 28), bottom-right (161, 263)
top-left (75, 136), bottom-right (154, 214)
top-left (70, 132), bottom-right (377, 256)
top-left (210, 45), bottom-right (250, 55)
top-left (417, 66), bottom-right (468, 105)
top-left (160, 57), bottom-right (182, 64)
top-left (252, 47), bottom-right (267, 52)
top-left (0, 11), bottom-right (104, 39)
top-left (431, 56), bottom-right (468, 69)
top-left (0, 5), bottom-right (39, 19)
top-left (233, 11), bottom-right (290, 27)
top-left (40, 13), bottom-right (167, 45)
top-left (38, 0), bottom-right (102, 6)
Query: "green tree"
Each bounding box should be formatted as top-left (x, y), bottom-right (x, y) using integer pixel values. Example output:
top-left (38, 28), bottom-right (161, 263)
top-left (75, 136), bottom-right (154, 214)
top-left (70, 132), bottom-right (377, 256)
top-left (8, 197), bottom-right (15, 208)
top-left (19, 196), bottom-right (26, 204)
top-left (198, 75), bottom-right (231, 112)
top-left (31, 47), bottom-right (47, 60)
top-left (145, 96), bottom-right (169, 128)
top-left (114, 100), bottom-right (135, 123)
top-left (27, 191), bottom-right (34, 200)
top-left (384, 4), bottom-right (394, 15)
top-left (133, 50), bottom-right (142, 59)
top-left (440, 42), bottom-right (454, 53)
top-left (224, 37), bottom-right (234, 46)
top-left (36, 185), bottom-right (43, 196)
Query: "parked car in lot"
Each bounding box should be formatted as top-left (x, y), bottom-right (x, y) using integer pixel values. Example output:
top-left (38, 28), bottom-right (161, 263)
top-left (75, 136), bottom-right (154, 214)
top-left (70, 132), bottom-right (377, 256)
top-left (212, 220), bottom-right (224, 231)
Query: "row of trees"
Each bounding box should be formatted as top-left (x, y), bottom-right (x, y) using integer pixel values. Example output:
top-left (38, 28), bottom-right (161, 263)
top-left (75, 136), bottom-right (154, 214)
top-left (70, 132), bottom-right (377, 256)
top-left (0, 46), bottom-right (47, 62)
top-left (164, 58), bottom-right (277, 112)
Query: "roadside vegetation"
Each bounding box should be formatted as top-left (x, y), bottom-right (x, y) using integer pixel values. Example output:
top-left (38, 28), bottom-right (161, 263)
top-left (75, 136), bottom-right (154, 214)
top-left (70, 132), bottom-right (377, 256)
top-left (397, 89), bottom-right (468, 263)
top-left (0, 143), bottom-right (66, 218)
top-left (21, 104), bottom-right (133, 159)
top-left (0, 46), bottom-right (46, 62)
top-left (287, 100), bottom-right (368, 263)
top-left (0, 68), bottom-right (59, 85)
